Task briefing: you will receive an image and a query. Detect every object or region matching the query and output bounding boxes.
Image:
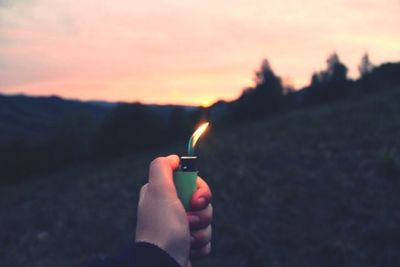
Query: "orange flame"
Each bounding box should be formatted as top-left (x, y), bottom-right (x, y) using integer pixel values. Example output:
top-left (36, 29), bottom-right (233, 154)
top-left (188, 122), bottom-right (209, 155)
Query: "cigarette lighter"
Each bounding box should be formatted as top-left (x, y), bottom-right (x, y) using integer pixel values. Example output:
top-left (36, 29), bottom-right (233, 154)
top-left (173, 122), bottom-right (209, 211)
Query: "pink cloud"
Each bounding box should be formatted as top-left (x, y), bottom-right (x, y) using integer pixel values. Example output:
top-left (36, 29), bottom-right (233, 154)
top-left (0, 0), bottom-right (399, 105)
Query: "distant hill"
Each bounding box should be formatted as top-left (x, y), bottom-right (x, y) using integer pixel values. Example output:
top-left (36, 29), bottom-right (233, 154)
top-left (0, 94), bottom-right (197, 145)
top-left (0, 94), bottom-right (109, 144)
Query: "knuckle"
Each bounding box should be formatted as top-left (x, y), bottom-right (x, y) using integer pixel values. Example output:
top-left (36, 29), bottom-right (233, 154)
top-left (200, 242), bottom-right (211, 256)
top-left (190, 242), bottom-right (211, 258)
top-left (150, 157), bottom-right (165, 168)
top-left (190, 205), bottom-right (213, 229)
top-left (202, 204), bottom-right (213, 225)
top-left (192, 225), bottom-right (212, 243)
top-left (139, 184), bottom-right (147, 196)
top-left (140, 183), bottom-right (148, 193)
top-left (138, 184), bottom-right (148, 202)
top-left (204, 242), bottom-right (211, 255)
top-left (147, 183), bottom-right (164, 196)
top-left (208, 204), bottom-right (213, 216)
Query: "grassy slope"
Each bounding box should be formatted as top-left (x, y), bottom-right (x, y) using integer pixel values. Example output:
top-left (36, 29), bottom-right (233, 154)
top-left (1, 89), bottom-right (400, 267)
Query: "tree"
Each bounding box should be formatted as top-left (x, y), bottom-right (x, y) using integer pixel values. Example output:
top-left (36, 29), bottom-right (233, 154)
top-left (254, 59), bottom-right (282, 91)
top-left (358, 53), bottom-right (374, 77)
top-left (311, 72), bottom-right (322, 87)
top-left (310, 53), bottom-right (348, 85)
top-left (228, 59), bottom-right (284, 121)
top-left (325, 53), bottom-right (348, 83)
top-left (304, 53), bottom-right (350, 104)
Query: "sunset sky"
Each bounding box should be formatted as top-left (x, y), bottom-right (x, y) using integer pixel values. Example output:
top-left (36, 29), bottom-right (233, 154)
top-left (1, 0), bottom-right (399, 106)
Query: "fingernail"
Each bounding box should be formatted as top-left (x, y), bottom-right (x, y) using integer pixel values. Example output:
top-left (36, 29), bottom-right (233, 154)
top-left (188, 215), bottom-right (200, 224)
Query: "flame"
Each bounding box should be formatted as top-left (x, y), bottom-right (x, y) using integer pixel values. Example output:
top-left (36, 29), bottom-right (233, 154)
top-left (188, 122), bottom-right (209, 156)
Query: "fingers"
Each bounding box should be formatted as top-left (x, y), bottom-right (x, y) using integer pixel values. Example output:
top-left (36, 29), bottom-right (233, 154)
top-left (190, 242), bottom-right (211, 259)
top-left (188, 204), bottom-right (213, 230)
top-left (188, 179), bottom-right (213, 260)
top-left (139, 183), bottom-right (148, 202)
top-left (148, 155), bottom-right (179, 186)
top-left (191, 177), bottom-right (212, 211)
top-left (190, 225), bottom-right (212, 249)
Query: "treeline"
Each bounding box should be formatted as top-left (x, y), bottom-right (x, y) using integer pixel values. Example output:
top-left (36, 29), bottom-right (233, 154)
top-left (224, 53), bottom-right (400, 123)
top-left (1, 53), bottom-right (399, 184)
top-left (95, 104), bottom-right (205, 157)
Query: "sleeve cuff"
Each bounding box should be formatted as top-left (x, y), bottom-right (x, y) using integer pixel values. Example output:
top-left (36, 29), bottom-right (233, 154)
top-left (123, 242), bottom-right (181, 267)
top-left (82, 241), bottom-right (181, 267)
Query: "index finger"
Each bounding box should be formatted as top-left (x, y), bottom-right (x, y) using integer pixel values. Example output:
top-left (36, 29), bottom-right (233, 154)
top-left (191, 176), bottom-right (212, 211)
top-left (148, 155), bottom-right (180, 187)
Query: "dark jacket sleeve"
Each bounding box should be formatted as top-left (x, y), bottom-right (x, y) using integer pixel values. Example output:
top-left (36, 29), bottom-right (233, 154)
top-left (83, 242), bottom-right (181, 267)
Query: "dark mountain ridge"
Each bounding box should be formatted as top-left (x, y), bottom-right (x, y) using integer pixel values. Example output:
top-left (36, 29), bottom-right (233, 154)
top-left (0, 93), bottom-right (197, 144)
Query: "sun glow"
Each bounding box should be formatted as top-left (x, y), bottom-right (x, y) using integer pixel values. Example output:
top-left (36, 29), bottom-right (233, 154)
top-left (1, 0), bottom-right (399, 105)
top-left (199, 97), bottom-right (218, 107)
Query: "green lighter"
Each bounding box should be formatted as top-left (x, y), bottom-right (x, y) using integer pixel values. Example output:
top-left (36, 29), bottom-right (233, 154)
top-left (173, 122), bottom-right (209, 211)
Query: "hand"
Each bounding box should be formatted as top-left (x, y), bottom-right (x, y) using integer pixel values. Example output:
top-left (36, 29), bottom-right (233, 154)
top-left (135, 155), bottom-right (213, 267)
top-left (136, 155), bottom-right (189, 266)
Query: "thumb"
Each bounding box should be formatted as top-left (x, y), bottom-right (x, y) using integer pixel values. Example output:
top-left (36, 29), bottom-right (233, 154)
top-left (148, 155), bottom-right (180, 188)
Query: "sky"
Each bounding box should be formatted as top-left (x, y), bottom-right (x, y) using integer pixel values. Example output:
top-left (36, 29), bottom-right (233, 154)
top-left (0, 0), bottom-right (399, 106)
